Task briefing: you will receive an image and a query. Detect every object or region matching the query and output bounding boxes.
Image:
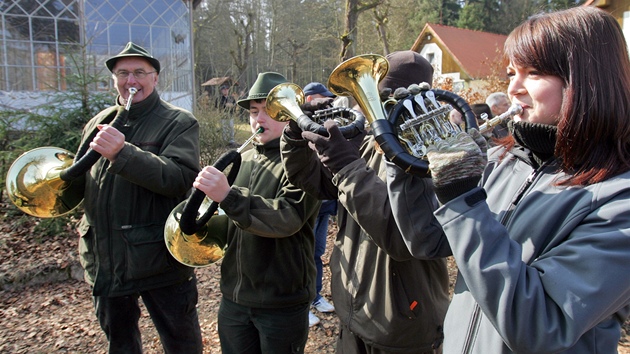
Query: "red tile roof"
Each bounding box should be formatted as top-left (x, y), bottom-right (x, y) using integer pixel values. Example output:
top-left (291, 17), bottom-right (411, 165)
top-left (412, 23), bottom-right (508, 79)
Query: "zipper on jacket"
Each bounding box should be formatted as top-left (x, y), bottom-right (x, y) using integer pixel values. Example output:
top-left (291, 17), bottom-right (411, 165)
top-left (232, 232), bottom-right (243, 303)
top-left (462, 305), bottom-right (482, 353)
top-left (500, 160), bottom-right (552, 229)
top-left (460, 160), bottom-right (551, 353)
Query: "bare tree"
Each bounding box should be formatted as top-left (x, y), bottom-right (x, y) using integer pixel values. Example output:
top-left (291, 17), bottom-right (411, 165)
top-left (340, 0), bottom-right (383, 60)
top-left (372, 0), bottom-right (391, 55)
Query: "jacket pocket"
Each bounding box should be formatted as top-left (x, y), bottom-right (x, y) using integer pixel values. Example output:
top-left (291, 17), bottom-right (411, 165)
top-left (391, 264), bottom-right (420, 319)
top-left (78, 225), bottom-right (97, 282)
top-left (121, 223), bottom-right (172, 280)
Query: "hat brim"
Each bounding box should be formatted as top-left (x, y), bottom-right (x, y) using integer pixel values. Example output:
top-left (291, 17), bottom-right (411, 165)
top-left (237, 93), bottom-right (268, 110)
top-left (106, 54), bottom-right (161, 74)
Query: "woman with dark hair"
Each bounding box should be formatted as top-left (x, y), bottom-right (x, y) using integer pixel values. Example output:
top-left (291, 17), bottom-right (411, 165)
top-left (386, 6), bottom-right (630, 353)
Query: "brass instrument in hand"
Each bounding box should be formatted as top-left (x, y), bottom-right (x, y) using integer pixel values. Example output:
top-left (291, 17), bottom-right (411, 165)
top-left (478, 103), bottom-right (522, 134)
top-left (5, 88), bottom-right (138, 217)
top-left (324, 53), bottom-right (483, 176)
top-left (164, 127), bottom-right (263, 267)
top-left (266, 83), bottom-right (365, 138)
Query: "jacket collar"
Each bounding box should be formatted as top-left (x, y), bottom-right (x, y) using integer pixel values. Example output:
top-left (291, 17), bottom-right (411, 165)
top-left (116, 89), bottom-right (160, 121)
top-left (253, 138), bottom-right (280, 154)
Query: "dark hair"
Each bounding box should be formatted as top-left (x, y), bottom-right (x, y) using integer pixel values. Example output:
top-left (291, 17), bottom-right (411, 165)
top-left (504, 6), bottom-right (630, 185)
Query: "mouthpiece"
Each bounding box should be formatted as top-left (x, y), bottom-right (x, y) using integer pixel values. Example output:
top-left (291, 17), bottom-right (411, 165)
top-left (125, 88), bottom-right (138, 110)
top-left (479, 103), bottom-right (522, 134)
top-left (237, 127), bottom-right (265, 153)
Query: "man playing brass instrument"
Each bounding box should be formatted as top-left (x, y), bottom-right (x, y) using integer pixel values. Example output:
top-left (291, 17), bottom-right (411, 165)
top-left (75, 42), bottom-right (202, 353)
top-left (193, 72), bottom-right (320, 354)
top-left (281, 51), bottom-right (449, 353)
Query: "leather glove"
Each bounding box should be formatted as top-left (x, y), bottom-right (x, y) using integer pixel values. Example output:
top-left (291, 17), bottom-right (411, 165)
top-left (300, 97), bottom-right (334, 117)
top-left (284, 120), bottom-right (303, 140)
top-left (426, 129), bottom-right (488, 204)
top-left (301, 119), bottom-right (366, 174)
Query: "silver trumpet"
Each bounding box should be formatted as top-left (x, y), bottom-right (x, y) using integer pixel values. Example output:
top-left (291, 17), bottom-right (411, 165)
top-left (478, 103), bottom-right (522, 134)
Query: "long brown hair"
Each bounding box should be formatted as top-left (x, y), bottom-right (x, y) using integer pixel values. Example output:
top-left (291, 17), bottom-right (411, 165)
top-left (503, 6), bottom-right (630, 185)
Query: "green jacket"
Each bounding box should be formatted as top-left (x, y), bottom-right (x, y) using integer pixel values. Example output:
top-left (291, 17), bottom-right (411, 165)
top-left (77, 90), bottom-right (200, 297)
top-left (206, 138), bottom-right (319, 308)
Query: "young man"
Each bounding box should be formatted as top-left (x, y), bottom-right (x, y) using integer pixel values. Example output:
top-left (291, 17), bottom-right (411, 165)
top-left (193, 72), bottom-right (320, 354)
top-left (76, 42), bottom-right (202, 353)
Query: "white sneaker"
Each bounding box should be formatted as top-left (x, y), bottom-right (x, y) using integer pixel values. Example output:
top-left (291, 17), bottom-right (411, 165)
top-left (309, 311), bottom-right (320, 327)
top-left (312, 297), bottom-right (335, 313)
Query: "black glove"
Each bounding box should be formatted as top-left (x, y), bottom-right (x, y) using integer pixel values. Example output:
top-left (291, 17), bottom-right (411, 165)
top-left (284, 120), bottom-right (303, 140)
top-left (426, 129), bottom-right (488, 204)
top-left (301, 120), bottom-right (366, 174)
top-left (300, 97), bottom-right (334, 117)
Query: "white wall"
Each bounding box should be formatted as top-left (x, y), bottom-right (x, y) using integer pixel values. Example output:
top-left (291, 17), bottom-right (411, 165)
top-left (420, 43), bottom-right (443, 75)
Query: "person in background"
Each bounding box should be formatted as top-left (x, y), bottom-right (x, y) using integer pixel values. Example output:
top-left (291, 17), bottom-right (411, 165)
top-left (194, 72), bottom-right (320, 354)
top-left (76, 42), bottom-right (202, 353)
top-left (303, 81), bottom-right (337, 327)
top-left (215, 84), bottom-right (237, 146)
top-left (386, 7), bottom-right (630, 353)
top-left (485, 92), bottom-right (511, 138)
top-left (485, 91), bottom-right (510, 116)
top-left (448, 108), bottom-right (464, 129)
top-left (281, 50), bottom-right (449, 353)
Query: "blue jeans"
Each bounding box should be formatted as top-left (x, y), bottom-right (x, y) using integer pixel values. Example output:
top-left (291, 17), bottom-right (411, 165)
top-left (218, 297), bottom-right (310, 354)
top-left (313, 200), bottom-right (337, 302)
top-left (93, 276), bottom-right (202, 354)
top-left (313, 200), bottom-right (336, 302)
top-left (313, 213), bottom-right (329, 302)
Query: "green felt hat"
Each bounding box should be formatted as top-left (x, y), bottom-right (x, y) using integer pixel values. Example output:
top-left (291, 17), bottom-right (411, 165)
top-left (237, 72), bottom-right (287, 110)
top-left (105, 42), bottom-right (161, 73)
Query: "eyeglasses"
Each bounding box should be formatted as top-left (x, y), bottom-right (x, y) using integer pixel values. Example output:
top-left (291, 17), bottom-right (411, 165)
top-left (114, 69), bottom-right (156, 79)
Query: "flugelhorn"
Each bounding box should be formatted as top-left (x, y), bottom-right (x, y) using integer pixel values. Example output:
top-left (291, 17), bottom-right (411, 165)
top-left (266, 83), bottom-right (365, 138)
top-left (164, 127), bottom-right (263, 267)
top-left (5, 88), bottom-right (137, 217)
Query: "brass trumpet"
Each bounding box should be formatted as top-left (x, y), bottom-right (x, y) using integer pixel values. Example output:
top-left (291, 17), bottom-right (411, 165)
top-left (5, 88), bottom-right (137, 217)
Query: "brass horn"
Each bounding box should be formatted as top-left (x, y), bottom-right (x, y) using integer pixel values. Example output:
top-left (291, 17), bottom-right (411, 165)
top-left (266, 83), bottom-right (365, 138)
top-left (164, 128), bottom-right (263, 267)
top-left (327, 54), bottom-right (390, 124)
top-left (5, 88), bottom-right (137, 217)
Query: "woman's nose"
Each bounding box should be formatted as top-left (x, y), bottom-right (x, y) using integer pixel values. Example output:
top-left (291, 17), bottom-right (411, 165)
top-left (508, 77), bottom-right (525, 97)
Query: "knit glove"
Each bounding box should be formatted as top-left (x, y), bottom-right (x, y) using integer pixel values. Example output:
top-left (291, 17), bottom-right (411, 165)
top-left (427, 129), bottom-right (488, 204)
top-left (301, 119), bottom-right (366, 174)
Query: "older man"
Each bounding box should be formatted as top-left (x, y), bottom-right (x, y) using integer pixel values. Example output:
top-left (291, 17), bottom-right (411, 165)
top-left (76, 42), bottom-right (202, 353)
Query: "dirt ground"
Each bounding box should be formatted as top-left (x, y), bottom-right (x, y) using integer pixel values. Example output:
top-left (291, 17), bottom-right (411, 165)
top-left (1, 201), bottom-right (629, 353)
